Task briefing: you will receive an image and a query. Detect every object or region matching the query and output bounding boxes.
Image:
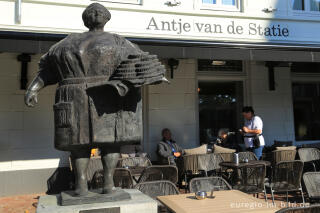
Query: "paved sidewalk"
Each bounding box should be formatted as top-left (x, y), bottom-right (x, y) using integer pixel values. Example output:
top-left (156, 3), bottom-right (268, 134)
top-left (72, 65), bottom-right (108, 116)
top-left (0, 193), bottom-right (43, 213)
top-left (0, 191), bottom-right (307, 213)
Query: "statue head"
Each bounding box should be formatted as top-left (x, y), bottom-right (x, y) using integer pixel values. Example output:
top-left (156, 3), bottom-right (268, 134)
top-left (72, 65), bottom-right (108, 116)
top-left (82, 3), bottom-right (111, 31)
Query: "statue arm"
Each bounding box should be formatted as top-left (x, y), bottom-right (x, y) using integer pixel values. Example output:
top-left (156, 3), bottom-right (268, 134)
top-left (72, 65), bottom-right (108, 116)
top-left (24, 53), bottom-right (59, 107)
top-left (24, 75), bottom-right (45, 107)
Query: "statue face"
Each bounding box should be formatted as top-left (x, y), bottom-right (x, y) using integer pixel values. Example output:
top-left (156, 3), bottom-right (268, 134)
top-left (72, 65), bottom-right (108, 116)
top-left (82, 3), bottom-right (111, 30)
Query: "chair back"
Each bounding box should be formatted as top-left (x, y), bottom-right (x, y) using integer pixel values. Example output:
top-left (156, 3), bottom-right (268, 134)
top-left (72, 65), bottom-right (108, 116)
top-left (235, 163), bottom-right (266, 194)
top-left (219, 153), bottom-right (234, 162)
top-left (275, 204), bottom-right (320, 213)
top-left (90, 168), bottom-right (134, 189)
top-left (183, 153), bottom-right (223, 174)
top-left (238, 152), bottom-right (258, 161)
top-left (134, 180), bottom-right (179, 199)
top-left (272, 160), bottom-right (304, 191)
top-left (138, 165), bottom-right (178, 184)
top-left (298, 148), bottom-right (320, 162)
top-left (117, 156), bottom-right (152, 167)
top-left (113, 168), bottom-right (134, 189)
top-left (272, 150), bottom-right (296, 165)
top-left (303, 172), bottom-right (320, 200)
top-left (189, 176), bottom-right (232, 193)
top-left (274, 140), bottom-right (293, 147)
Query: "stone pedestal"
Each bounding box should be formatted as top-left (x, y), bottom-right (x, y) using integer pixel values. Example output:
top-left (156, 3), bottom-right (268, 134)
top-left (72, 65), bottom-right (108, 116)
top-left (36, 189), bottom-right (157, 213)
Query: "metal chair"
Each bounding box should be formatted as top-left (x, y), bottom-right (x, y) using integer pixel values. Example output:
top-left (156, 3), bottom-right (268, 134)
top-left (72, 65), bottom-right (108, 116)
top-left (272, 150), bottom-right (297, 165)
top-left (134, 180), bottom-right (179, 213)
top-left (265, 160), bottom-right (305, 206)
top-left (117, 156), bottom-right (152, 168)
top-left (219, 153), bottom-right (234, 162)
top-left (238, 151), bottom-right (258, 161)
top-left (90, 168), bottom-right (134, 189)
top-left (303, 172), bottom-right (320, 203)
top-left (232, 163), bottom-right (267, 201)
top-left (298, 148), bottom-right (320, 171)
top-left (137, 165), bottom-right (178, 184)
top-left (183, 153), bottom-right (224, 175)
top-left (189, 176), bottom-right (232, 193)
top-left (275, 204), bottom-right (320, 213)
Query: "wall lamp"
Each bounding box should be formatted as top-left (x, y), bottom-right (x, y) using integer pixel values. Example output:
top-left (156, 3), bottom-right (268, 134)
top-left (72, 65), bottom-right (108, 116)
top-left (167, 58), bottom-right (179, 79)
top-left (265, 61), bottom-right (290, 91)
top-left (165, 0), bottom-right (181, 7)
top-left (17, 53), bottom-right (31, 90)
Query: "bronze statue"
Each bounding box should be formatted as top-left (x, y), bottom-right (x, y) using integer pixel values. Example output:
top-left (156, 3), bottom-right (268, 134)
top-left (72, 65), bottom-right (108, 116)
top-left (25, 3), bottom-right (167, 198)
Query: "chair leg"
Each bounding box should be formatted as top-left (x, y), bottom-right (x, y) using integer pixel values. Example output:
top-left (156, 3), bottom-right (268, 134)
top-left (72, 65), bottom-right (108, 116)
top-left (286, 191), bottom-right (289, 207)
top-left (300, 187), bottom-right (305, 204)
top-left (271, 188), bottom-right (275, 205)
top-left (263, 185), bottom-right (267, 202)
top-left (312, 163), bottom-right (316, 172)
top-left (184, 173), bottom-right (188, 193)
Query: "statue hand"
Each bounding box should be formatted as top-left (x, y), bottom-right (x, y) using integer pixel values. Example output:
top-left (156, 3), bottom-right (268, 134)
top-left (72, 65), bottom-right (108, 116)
top-left (25, 90), bottom-right (38, 107)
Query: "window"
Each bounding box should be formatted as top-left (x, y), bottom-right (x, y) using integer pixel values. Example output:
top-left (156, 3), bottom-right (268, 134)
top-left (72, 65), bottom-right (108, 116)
top-left (201, 0), bottom-right (240, 11)
top-left (198, 81), bottom-right (243, 144)
top-left (292, 0), bottom-right (305, 10)
top-left (198, 60), bottom-right (243, 72)
top-left (292, 83), bottom-right (320, 141)
top-left (292, 0), bottom-right (320, 12)
top-left (311, 0), bottom-right (320, 11)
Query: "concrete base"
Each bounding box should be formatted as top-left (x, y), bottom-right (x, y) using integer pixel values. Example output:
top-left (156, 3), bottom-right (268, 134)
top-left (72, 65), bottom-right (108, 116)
top-left (36, 189), bottom-right (157, 213)
top-left (60, 188), bottom-right (131, 206)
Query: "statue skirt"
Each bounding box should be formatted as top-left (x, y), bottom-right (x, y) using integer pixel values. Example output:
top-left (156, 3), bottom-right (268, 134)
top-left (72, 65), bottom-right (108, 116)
top-left (53, 82), bottom-right (142, 151)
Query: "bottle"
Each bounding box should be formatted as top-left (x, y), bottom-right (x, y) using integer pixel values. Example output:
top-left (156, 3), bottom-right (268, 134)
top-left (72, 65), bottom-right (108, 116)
top-left (233, 153), bottom-right (239, 164)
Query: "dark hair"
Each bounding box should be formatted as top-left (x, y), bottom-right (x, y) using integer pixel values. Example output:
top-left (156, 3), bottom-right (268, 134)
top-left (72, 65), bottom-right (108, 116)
top-left (242, 106), bottom-right (255, 114)
top-left (161, 128), bottom-right (175, 143)
top-left (162, 128), bottom-right (170, 136)
top-left (82, 3), bottom-right (111, 30)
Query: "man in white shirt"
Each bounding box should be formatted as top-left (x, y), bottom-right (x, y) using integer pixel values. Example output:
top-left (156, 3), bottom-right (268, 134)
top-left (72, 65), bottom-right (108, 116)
top-left (241, 106), bottom-right (265, 160)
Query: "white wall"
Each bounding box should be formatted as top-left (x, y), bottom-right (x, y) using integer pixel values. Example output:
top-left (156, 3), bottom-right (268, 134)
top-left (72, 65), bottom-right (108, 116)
top-left (1, 0), bottom-right (320, 45)
top-left (248, 61), bottom-right (295, 146)
top-left (0, 53), bottom-right (69, 172)
top-left (146, 59), bottom-right (198, 160)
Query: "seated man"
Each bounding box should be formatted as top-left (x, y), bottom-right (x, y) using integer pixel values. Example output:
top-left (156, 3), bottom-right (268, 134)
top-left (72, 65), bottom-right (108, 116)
top-left (215, 128), bottom-right (241, 151)
top-left (157, 128), bottom-right (184, 165)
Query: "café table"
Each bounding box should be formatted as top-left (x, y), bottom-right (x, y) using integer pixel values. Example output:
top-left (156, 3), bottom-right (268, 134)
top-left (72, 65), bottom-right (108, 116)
top-left (157, 190), bottom-right (280, 213)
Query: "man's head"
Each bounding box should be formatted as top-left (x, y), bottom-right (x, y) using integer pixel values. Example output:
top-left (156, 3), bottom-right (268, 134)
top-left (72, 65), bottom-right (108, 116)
top-left (162, 128), bottom-right (172, 141)
top-left (82, 3), bottom-right (111, 31)
top-left (218, 128), bottom-right (229, 140)
top-left (242, 106), bottom-right (255, 120)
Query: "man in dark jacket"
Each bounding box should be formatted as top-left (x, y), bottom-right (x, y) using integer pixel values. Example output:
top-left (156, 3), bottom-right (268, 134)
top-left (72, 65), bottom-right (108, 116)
top-left (157, 128), bottom-right (184, 165)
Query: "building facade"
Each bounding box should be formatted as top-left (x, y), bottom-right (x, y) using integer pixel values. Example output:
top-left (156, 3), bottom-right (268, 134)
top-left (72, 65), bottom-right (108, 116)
top-left (1, 0), bottom-right (320, 196)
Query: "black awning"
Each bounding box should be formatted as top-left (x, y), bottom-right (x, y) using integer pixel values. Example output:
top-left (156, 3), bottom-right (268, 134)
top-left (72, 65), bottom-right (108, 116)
top-left (1, 30), bottom-right (320, 62)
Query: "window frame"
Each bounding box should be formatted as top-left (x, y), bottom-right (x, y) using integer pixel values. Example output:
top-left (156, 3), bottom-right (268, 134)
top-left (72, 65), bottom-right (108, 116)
top-left (90, 0), bottom-right (142, 5)
top-left (199, 0), bottom-right (241, 12)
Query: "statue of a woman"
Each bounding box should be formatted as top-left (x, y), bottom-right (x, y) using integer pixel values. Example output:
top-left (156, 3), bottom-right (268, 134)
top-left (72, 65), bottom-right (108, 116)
top-left (24, 3), bottom-right (167, 197)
